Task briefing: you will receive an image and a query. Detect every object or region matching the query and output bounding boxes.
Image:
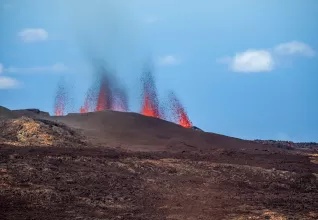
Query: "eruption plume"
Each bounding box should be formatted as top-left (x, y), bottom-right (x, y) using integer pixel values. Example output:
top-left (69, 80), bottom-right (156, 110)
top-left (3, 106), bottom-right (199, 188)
top-left (54, 79), bottom-right (68, 116)
top-left (112, 87), bottom-right (129, 112)
top-left (169, 92), bottom-right (192, 128)
top-left (80, 101), bottom-right (89, 113)
top-left (80, 92), bottom-right (91, 113)
top-left (79, 61), bottom-right (130, 113)
top-left (95, 74), bottom-right (113, 111)
top-left (79, 78), bottom-right (99, 113)
top-left (140, 67), bottom-right (160, 118)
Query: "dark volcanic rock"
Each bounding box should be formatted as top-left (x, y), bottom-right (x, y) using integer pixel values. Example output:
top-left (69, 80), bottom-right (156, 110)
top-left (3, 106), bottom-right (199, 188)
top-left (24, 108), bottom-right (50, 116)
top-left (191, 126), bottom-right (203, 132)
top-left (1, 107), bottom-right (318, 219)
top-left (254, 139), bottom-right (318, 150)
top-left (0, 106), bottom-right (17, 121)
top-left (12, 108), bottom-right (50, 118)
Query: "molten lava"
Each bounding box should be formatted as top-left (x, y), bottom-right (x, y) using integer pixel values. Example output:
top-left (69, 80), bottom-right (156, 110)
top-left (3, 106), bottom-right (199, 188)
top-left (78, 66), bottom-right (130, 114)
top-left (95, 76), bottom-right (112, 112)
top-left (96, 83), bottom-right (107, 111)
top-left (80, 86), bottom-right (98, 114)
top-left (140, 68), bottom-right (161, 118)
top-left (178, 108), bottom-right (192, 128)
top-left (65, 61), bottom-right (193, 127)
top-left (169, 92), bottom-right (192, 128)
top-left (55, 105), bottom-right (64, 116)
top-left (141, 93), bottom-right (160, 118)
top-left (54, 80), bottom-right (67, 116)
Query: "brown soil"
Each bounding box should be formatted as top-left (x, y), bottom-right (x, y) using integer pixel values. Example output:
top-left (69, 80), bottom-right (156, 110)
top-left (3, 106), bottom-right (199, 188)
top-left (1, 108), bottom-right (317, 219)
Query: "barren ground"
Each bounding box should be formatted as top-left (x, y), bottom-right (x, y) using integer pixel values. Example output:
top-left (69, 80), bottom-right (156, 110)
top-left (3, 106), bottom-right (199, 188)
top-left (1, 109), bottom-right (317, 220)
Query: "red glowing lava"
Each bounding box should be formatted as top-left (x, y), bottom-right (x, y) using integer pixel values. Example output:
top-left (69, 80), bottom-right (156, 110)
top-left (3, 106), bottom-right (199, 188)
top-left (169, 92), bottom-right (192, 128)
top-left (54, 80), bottom-right (67, 116)
top-left (178, 110), bottom-right (192, 128)
top-left (140, 69), bottom-right (160, 118)
top-left (80, 86), bottom-right (98, 113)
top-left (142, 93), bottom-right (160, 117)
top-left (55, 105), bottom-right (64, 116)
top-left (66, 61), bottom-right (193, 128)
top-left (95, 75), bottom-right (112, 112)
top-left (79, 66), bottom-right (130, 114)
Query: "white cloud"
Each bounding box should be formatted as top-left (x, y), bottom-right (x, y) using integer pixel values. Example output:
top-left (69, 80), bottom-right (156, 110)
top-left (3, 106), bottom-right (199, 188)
top-left (217, 41), bottom-right (315, 73)
top-left (157, 55), bottom-right (182, 66)
top-left (274, 41), bottom-right (315, 57)
top-left (18, 28), bottom-right (49, 43)
top-left (231, 50), bottom-right (274, 73)
top-left (0, 63), bottom-right (3, 74)
top-left (5, 63), bottom-right (67, 74)
top-left (0, 76), bottom-right (20, 89)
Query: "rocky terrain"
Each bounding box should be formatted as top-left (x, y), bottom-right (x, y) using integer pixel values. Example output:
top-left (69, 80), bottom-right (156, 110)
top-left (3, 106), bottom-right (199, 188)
top-left (254, 139), bottom-right (318, 151)
top-left (1, 107), bottom-right (317, 220)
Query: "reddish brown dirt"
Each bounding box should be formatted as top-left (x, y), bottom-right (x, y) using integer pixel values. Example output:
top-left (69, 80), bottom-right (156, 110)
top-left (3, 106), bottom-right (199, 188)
top-left (1, 108), bottom-right (318, 219)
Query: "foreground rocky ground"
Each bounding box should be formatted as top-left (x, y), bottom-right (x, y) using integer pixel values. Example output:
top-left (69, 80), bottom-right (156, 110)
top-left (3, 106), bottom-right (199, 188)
top-left (0, 109), bottom-right (318, 219)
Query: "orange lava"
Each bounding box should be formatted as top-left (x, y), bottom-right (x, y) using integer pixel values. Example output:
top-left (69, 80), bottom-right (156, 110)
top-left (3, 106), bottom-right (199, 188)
top-left (54, 81), bottom-right (66, 116)
top-left (140, 69), bottom-right (161, 118)
top-left (55, 105), bottom-right (64, 116)
top-left (95, 78), bottom-right (111, 112)
top-left (95, 86), bottom-right (106, 111)
top-left (169, 92), bottom-right (192, 128)
top-left (74, 64), bottom-right (192, 128)
top-left (141, 94), bottom-right (159, 118)
top-left (178, 108), bottom-right (192, 128)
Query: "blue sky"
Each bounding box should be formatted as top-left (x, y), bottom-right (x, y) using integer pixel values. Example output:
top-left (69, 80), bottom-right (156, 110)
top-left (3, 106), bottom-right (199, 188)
top-left (0, 0), bottom-right (317, 142)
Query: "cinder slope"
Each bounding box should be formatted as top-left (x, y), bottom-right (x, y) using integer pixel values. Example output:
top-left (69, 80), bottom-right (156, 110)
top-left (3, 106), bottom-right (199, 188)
top-left (12, 108), bottom-right (50, 118)
top-left (0, 106), bottom-right (17, 121)
top-left (51, 110), bottom-right (281, 154)
top-left (1, 108), bottom-right (317, 219)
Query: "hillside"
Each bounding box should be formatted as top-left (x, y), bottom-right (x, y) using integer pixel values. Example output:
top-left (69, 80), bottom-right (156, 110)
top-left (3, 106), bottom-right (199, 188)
top-left (0, 106), bottom-right (17, 121)
top-left (1, 107), bottom-right (318, 219)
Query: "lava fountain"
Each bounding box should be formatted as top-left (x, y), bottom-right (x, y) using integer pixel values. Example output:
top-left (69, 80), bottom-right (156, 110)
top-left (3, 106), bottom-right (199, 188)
top-left (54, 79), bottom-right (68, 116)
top-left (79, 63), bottom-right (130, 113)
top-left (95, 74), bottom-right (113, 111)
top-left (112, 87), bottom-right (129, 112)
top-left (140, 68), bottom-right (160, 118)
top-left (169, 92), bottom-right (192, 128)
top-left (80, 83), bottom-right (99, 113)
top-left (80, 97), bottom-right (90, 113)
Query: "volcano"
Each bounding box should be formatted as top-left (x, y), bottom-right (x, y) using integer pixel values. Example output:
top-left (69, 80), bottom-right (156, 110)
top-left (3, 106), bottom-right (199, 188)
top-left (1, 106), bottom-right (317, 220)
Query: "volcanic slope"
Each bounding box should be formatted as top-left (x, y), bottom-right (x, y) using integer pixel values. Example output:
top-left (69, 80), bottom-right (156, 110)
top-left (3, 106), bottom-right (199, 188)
top-left (52, 110), bottom-right (279, 153)
top-left (51, 111), bottom-right (318, 173)
top-left (1, 108), bottom-right (318, 219)
top-left (0, 106), bottom-right (17, 121)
